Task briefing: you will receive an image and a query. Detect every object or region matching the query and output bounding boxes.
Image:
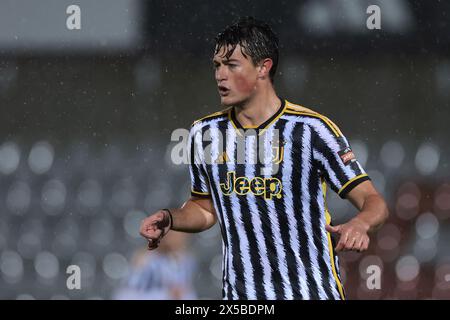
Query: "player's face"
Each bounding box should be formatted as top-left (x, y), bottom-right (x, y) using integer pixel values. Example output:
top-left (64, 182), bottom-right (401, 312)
top-left (213, 44), bottom-right (259, 106)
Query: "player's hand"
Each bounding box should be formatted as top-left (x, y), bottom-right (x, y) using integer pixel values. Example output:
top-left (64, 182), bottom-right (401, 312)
top-left (140, 210), bottom-right (172, 250)
top-left (325, 217), bottom-right (370, 252)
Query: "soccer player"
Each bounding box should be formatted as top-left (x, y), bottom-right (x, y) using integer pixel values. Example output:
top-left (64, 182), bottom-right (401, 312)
top-left (140, 16), bottom-right (389, 300)
top-left (114, 231), bottom-right (197, 300)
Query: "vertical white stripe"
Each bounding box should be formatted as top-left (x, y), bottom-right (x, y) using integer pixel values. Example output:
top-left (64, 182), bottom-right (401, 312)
top-left (221, 238), bottom-right (228, 298)
top-left (192, 123), bottom-right (209, 188)
top-left (356, 160), bottom-right (365, 175)
top-left (245, 134), bottom-right (275, 299)
top-left (226, 124), bottom-right (256, 299)
top-left (188, 127), bottom-right (196, 188)
top-left (300, 125), bottom-right (328, 299)
top-left (282, 121), bottom-right (310, 299)
top-left (262, 126), bottom-right (293, 299)
top-left (191, 121), bottom-right (212, 192)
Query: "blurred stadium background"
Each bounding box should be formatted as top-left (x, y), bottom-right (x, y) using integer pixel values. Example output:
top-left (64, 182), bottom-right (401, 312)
top-left (0, 0), bottom-right (450, 299)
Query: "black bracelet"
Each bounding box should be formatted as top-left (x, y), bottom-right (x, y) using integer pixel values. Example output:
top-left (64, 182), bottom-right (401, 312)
top-left (162, 208), bottom-right (173, 230)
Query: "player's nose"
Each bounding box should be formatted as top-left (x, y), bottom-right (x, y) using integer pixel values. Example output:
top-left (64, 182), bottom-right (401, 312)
top-left (215, 65), bottom-right (227, 82)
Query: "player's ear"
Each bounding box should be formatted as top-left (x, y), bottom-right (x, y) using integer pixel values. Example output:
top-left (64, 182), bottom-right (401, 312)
top-left (257, 58), bottom-right (273, 80)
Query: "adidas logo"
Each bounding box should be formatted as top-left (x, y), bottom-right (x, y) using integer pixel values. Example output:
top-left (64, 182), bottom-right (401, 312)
top-left (215, 151), bottom-right (230, 164)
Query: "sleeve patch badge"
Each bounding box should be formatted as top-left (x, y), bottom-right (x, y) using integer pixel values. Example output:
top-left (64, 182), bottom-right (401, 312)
top-left (338, 147), bottom-right (356, 166)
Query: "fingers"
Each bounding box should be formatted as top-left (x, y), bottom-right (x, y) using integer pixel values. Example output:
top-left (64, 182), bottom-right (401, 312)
top-left (346, 235), bottom-right (358, 251)
top-left (361, 237), bottom-right (370, 251)
top-left (139, 211), bottom-right (170, 251)
top-left (141, 224), bottom-right (163, 239)
top-left (335, 232), bottom-right (366, 252)
top-left (155, 211), bottom-right (171, 235)
top-left (355, 236), bottom-right (365, 251)
top-left (139, 214), bottom-right (164, 239)
top-left (335, 231), bottom-right (349, 252)
top-left (353, 235), bottom-right (370, 252)
top-left (332, 221), bottom-right (371, 253)
top-left (335, 234), bottom-right (370, 252)
top-left (325, 224), bottom-right (340, 234)
top-left (140, 213), bottom-right (163, 231)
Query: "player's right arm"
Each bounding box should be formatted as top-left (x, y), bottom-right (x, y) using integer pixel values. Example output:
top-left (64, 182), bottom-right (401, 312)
top-left (170, 196), bottom-right (217, 233)
top-left (140, 121), bottom-right (216, 250)
top-left (139, 196), bottom-right (216, 250)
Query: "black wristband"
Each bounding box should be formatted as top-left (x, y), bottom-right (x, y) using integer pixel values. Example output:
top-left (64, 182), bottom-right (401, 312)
top-left (162, 208), bottom-right (173, 230)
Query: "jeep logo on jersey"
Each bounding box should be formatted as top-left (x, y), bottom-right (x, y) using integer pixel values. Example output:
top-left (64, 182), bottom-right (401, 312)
top-left (219, 171), bottom-right (282, 199)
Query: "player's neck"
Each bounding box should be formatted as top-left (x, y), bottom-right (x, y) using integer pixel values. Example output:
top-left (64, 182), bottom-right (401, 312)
top-left (234, 87), bottom-right (281, 129)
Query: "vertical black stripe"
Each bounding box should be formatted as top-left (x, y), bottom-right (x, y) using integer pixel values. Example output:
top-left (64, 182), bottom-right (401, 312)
top-left (272, 119), bottom-right (303, 299)
top-left (190, 127), bottom-right (204, 192)
top-left (331, 235), bottom-right (346, 299)
top-left (235, 131), bottom-right (267, 299)
top-left (219, 123), bottom-right (247, 299)
top-left (308, 173), bottom-right (335, 299)
top-left (290, 123), bottom-right (320, 299)
top-left (208, 185), bottom-right (228, 298)
top-left (203, 121), bottom-right (230, 299)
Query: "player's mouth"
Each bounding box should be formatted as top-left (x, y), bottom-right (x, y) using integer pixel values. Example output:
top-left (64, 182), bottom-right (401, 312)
top-left (218, 85), bottom-right (230, 96)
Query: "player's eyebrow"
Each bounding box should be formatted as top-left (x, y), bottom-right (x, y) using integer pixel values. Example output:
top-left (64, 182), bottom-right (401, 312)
top-left (213, 58), bottom-right (240, 64)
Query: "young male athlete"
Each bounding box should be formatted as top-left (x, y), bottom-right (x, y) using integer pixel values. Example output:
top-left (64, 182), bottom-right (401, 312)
top-left (140, 17), bottom-right (389, 300)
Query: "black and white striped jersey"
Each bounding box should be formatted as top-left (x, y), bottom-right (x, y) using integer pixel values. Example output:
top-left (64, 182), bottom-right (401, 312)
top-left (188, 99), bottom-right (370, 300)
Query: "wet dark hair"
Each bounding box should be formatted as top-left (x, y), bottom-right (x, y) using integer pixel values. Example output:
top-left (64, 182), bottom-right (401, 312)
top-left (214, 16), bottom-right (279, 83)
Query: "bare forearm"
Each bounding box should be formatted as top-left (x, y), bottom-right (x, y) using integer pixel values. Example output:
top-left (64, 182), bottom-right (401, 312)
top-left (169, 199), bottom-right (217, 233)
top-left (353, 194), bottom-right (389, 233)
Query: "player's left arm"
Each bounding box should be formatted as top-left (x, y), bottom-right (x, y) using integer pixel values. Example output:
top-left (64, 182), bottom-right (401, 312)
top-left (326, 179), bottom-right (389, 252)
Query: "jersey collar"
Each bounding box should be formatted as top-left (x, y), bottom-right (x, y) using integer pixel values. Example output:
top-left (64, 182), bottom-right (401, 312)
top-left (229, 98), bottom-right (287, 135)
